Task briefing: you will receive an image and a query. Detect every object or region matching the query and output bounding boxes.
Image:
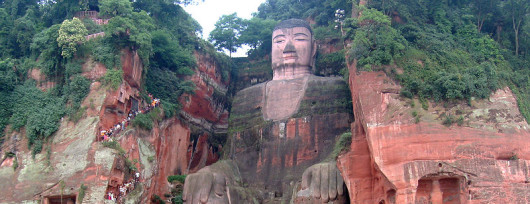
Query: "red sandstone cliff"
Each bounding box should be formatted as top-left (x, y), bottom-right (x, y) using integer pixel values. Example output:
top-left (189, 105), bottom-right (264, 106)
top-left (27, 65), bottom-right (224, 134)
top-left (97, 49), bottom-right (230, 202)
top-left (338, 61), bottom-right (530, 203)
top-left (0, 47), bottom-right (230, 203)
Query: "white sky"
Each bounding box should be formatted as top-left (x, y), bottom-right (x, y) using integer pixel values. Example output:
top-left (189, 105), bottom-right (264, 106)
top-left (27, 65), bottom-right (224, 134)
top-left (183, 0), bottom-right (266, 57)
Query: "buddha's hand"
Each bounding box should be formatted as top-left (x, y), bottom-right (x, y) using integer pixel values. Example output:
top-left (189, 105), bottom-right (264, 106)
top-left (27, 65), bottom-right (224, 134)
top-left (183, 171), bottom-right (230, 204)
top-left (299, 162), bottom-right (344, 202)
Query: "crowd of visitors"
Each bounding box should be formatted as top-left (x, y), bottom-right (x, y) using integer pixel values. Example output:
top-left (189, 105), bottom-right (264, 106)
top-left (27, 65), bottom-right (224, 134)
top-left (98, 94), bottom-right (160, 141)
top-left (100, 94), bottom-right (159, 203)
top-left (105, 172), bottom-right (141, 202)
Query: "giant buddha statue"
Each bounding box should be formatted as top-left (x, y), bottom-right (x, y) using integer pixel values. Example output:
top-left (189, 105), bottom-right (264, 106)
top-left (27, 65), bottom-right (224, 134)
top-left (183, 19), bottom-right (352, 204)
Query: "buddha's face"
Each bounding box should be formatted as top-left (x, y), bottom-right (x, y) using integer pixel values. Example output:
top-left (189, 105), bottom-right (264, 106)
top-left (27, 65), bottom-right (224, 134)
top-left (271, 27), bottom-right (315, 70)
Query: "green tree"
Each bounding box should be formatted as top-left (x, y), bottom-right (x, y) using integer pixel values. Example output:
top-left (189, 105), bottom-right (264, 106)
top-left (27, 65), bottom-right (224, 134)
top-left (503, 0), bottom-right (530, 56)
top-left (132, 0), bottom-right (202, 50)
top-left (105, 11), bottom-right (155, 61)
top-left (10, 8), bottom-right (37, 58)
top-left (239, 17), bottom-right (277, 56)
top-left (39, 0), bottom-right (91, 26)
top-left (57, 17), bottom-right (88, 59)
top-left (31, 24), bottom-right (62, 77)
top-left (1, 0), bottom-right (38, 18)
top-left (151, 30), bottom-right (195, 74)
top-left (65, 74), bottom-right (91, 108)
top-left (348, 7), bottom-right (406, 68)
top-left (0, 59), bottom-right (16, 143)
top-left (145, 67), bottom-right (195, 117)
top-left (0, 8), bottom-right (13, 58)
top-left (99, 0), bottom-right (133, 17)
top-left (209, 13), bottom-right (244, 57)
top-left (471, 0), bottom-right (499, 32)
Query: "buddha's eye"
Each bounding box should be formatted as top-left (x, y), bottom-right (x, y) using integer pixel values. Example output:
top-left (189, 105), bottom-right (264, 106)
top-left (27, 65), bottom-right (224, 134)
top-left (295, 38), bottom-right (308, 42)
top-left (275, 39), bottom-right (285, 43)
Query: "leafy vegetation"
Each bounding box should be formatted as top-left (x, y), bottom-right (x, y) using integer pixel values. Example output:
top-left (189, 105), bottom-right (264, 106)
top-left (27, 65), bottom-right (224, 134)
top-left (357, 0), bottom-right (529, 123)
top-left (131, 113), bottom-right (154, 130)
top-left (102, 140), bottom-right (126, 155)
top-left (101, 68), bottom-right (123, 90)
top-left (0, 0), bottom-right (208, 155)
top-left (231, 0), bottom-right (529, 123)
top-left (209, 13), bottom-right (244, 57)
top-left (347, 7), bottom-right (407, 70)
top-left (131, 108), bottom-right (161, 130)
top-left (0, 0), bottom-right (527, 159)
top-left (9, 81), bottom-right (65, 156)
top-left (167, 175), bottom-right (187, 204)
top-left (167, 175), bottom-right (187, 183)
top-left (327, 132), bottom-right (352, 160)
top-left (57, 18), bottom-right (88, 58)
top-left (78, 184), bottom-right (87, 204)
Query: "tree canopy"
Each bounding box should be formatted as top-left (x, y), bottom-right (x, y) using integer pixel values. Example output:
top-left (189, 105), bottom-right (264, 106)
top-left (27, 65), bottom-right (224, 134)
top-left (57, 17), bottom-right (88, 58)
top-left (209, 13), bottom-right (244, 57)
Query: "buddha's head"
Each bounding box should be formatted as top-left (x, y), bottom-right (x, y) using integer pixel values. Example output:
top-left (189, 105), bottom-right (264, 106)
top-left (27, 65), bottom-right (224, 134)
top-left (271, 19), bottom-right (316, 80)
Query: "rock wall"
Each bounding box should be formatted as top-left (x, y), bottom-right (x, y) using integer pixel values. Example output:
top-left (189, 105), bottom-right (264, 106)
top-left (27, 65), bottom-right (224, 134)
top-left (0, 47), bottom-right (230, 203)
top-left (180, 51), bottom-right (230, 132)
top-left (338, 61), bottom-right (530, 203)
top-left (98, 49), bottom-right (230, 202)
top-left (0, 81), bottom-right (115, 203)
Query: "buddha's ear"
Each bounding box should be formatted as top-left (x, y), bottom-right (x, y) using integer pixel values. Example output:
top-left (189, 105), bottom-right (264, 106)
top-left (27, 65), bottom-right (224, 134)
top-left (310, 39), bottom-right (317, 68)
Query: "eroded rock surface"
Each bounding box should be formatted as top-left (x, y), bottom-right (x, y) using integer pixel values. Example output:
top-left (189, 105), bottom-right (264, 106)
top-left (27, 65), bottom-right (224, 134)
top-left (0, 48), bottom-right (230, 203)
top-left (338, 67), bottom-right (530, 203)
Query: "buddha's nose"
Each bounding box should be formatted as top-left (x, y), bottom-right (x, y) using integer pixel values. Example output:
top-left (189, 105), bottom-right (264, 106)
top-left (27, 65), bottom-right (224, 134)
top-left (283, 41), bottom-right (296, 53)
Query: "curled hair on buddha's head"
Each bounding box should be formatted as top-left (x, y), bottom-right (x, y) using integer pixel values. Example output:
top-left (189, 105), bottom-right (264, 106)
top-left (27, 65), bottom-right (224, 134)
top-left (273, 19), bottom-right (313, 34)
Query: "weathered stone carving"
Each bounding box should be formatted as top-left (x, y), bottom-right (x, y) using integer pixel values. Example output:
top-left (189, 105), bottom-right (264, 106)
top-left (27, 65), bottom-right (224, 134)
top-left (183, 19), bottom-right (352, 203)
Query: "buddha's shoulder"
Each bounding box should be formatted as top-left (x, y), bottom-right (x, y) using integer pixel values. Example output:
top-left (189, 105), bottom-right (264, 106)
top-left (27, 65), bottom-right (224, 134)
top-left (235, 83), bottom-right (266, 98)
top-left (232, 83), bottom-right (266, 113)
top-left (306, 75), bottom-right (347, 85)
top-left (305, 75), bottom-right (349, 93)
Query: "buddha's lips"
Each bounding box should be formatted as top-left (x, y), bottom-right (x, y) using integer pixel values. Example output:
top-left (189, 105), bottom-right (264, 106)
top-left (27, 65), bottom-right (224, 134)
top-left (283, 53), bottom-right (297, 60)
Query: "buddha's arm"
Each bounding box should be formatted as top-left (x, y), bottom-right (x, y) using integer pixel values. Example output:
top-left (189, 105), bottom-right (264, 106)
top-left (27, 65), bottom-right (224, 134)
top-left (183, 160), bottom-right (249, 204)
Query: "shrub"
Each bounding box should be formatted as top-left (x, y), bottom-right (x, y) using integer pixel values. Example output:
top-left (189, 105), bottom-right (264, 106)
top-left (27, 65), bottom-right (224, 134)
top-left (92, 41), bottom-right (121, 69)
top-left (347, 7), bottom-right (406, 68)
top-left (69, 106), bottom-right (87, 123)
top-left (66, 75), bottom-right (91, 107)
top-left (102, 140), bottom-right (126, 155)
top-left (315, 50), bottom-right (346, 76)
top-left (9, 81), bottom-right (65, 156)
top-left (82, 18), bottom-right (103, 35)
top-left (328, 132), bottom-right (352, 160)
top-left (420, 97), bottom-right (428, 110)
top-left (313, 25), bottom-right (341, 40)
top-left (131, 113), bottom-right (153, 130)
top-left (442, 114), bottom-right (454, 127)
top-left (78, 184), bottom-right (87, 204)
top-left (167, 175), bottom-right (187, 184)
top-left (171, 195), bottom-right (183, 204)
top-left (400, 90), bottom-right (413, 99)
top-left (146, 67), bottom-right (195, 113)
top-left (456, 115), bottom-right (464, 126)
top-left (150, 30), bottom-right (196, 73)
top-left (12, 157), bottom-right (18, 170)
top-left (102, 69), bottom-right (123, 90)
top-left (32, 139), bottom-right (43, 157)
top-left (151, 195), bottom-right (165, 204)
top-left (64, 60), bottom-right (83, 79)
